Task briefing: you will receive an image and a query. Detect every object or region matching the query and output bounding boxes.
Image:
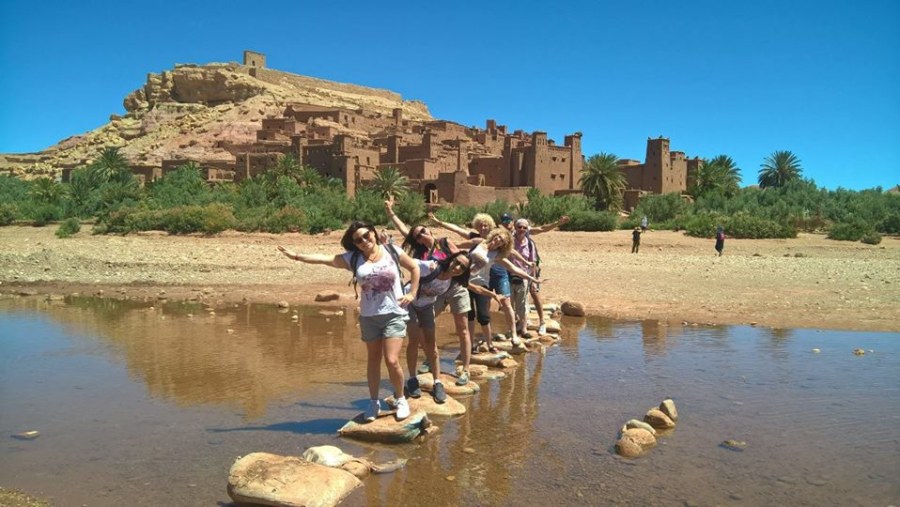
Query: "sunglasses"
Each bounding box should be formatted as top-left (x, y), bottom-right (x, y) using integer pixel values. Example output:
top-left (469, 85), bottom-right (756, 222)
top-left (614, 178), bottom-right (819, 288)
top-left (353, 230), bottom-right (373, 245)
top-left (415, 228), bottom-right (428, 239)
top-left (516, 225), bottom-right (528, 230)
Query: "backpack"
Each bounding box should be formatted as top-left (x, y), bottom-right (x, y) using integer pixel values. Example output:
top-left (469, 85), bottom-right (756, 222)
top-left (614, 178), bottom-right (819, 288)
top-left (347, 244), bottom-right (404, 299)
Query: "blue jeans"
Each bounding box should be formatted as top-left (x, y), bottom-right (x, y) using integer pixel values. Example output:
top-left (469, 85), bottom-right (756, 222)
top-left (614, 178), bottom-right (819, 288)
top-left (489, 264), bottom-right (510, 296)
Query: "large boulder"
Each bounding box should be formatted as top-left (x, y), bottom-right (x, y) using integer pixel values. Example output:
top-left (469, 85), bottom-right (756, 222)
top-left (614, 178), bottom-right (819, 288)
top-left (561, 301), bottom-right (586, 317)
top-left (659, 398), bottom-right (678, 422)
top-left (339, 410), bottom-right (432, 443)
top-left (227, 452), bottom-right (360, 507)
top-left (615, 428), bottom-right (657, 458)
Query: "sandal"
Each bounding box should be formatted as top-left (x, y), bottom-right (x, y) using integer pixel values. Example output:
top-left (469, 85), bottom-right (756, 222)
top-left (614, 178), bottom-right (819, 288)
top-left (488, 346), bottom-right (500, 354)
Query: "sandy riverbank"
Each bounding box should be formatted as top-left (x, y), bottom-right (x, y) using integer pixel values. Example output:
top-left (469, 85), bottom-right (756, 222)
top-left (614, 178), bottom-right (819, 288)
top-left (1, 225), bottom-right (898, 332)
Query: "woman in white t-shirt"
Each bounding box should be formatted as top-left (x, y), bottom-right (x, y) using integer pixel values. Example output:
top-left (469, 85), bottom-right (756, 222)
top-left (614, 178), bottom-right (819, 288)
top-left (277, 221), bottom-right (420, 423)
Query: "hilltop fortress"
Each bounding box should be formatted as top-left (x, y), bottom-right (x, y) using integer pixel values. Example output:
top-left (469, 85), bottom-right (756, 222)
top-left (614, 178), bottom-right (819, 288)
top-left (2, 51), bottom-right (699, 207)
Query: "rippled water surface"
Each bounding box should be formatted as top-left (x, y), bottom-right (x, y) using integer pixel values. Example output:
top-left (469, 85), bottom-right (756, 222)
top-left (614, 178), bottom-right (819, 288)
top-left (1, 296), bottom-right (898, 506)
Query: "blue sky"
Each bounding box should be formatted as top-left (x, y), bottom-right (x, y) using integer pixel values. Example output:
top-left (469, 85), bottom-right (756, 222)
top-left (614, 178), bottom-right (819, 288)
top-left (1, 0), bottom-right (898, 190)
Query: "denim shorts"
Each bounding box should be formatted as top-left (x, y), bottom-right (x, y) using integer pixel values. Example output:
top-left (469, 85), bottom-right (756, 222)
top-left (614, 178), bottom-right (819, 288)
top-left (489, 264), bottom-right (511, 296)
top-left (359, 313), bottom-right (408, 342)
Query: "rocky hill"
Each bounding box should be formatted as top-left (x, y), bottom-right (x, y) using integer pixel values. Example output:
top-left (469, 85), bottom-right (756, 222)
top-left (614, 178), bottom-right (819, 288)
top-left (0, 60), bottom-right (432, 178)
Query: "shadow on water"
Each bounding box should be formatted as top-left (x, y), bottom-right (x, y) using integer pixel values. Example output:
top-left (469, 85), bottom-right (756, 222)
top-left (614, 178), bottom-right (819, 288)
top-left (1, 295), bottom-right (899, 506)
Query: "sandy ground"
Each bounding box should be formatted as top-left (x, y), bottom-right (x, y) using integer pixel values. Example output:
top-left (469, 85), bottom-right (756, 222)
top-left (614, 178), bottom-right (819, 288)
top-left (1, 224), bottom-right (898, 332)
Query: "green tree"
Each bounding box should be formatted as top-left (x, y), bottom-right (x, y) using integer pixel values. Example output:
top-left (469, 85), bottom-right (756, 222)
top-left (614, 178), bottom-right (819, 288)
top-left (759, 150), bottom-right (803, 188)
top-left (690, 155), bottom-right (741, 198)
top-left (579, 152), bottom-right (625, 211)
top-left (267, 154), bottom-right (302, 182)
top-left (92, 147), bottom-right (133, 184)
top-left (28, 177), bottom-right (64, 204)
top-left (369, 166), bottom-right (410, 199)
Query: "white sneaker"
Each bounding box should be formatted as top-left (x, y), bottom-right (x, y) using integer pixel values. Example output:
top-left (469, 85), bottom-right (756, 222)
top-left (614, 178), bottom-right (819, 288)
top-left (538, 323), bottom-right (547, 335)
top-left (364, 399), bottom-right (381, 422)
top-left (395, 396), bottom-right (410, 420)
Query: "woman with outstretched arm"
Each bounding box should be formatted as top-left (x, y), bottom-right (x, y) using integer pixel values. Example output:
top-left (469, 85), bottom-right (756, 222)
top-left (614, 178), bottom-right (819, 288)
top-left (277, 221), bottom-right (420, 423)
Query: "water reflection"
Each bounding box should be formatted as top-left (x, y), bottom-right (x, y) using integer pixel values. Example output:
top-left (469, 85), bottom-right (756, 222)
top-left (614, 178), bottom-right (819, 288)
top-left (1, 295), bottom-right (898, 507)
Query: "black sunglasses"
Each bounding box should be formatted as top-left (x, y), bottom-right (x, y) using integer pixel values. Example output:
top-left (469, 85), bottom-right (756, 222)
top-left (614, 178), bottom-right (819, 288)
top-left (353, 230), bottom-right (373, 245)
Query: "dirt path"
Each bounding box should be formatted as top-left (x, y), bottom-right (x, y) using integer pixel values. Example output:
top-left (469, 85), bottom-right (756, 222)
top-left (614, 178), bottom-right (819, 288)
top-left (1, 225), bottom-right (898, 332)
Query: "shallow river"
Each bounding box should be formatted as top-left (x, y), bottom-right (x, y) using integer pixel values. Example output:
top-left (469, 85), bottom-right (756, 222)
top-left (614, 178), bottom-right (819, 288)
top-left (0, 296), bottom-right (898, 506)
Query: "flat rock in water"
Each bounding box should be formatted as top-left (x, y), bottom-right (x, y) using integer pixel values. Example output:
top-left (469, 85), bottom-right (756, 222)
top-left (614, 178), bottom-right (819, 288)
top-left (469, 351), bottom-right (513, 368)
top-left (315, 291), bottom-right (340, 302)
top-left (227, 452), bottom-right (361, 507)
top-left (417, 373), bottom-right (480, 396)
top-left (339, 410), bottom-right (432, 444)
top-left (644, 408), bottom-right (676, 429)
top-left (561, 301), bottom-right (586, 317)
top-left (405, 394), bottom-right (467, 416)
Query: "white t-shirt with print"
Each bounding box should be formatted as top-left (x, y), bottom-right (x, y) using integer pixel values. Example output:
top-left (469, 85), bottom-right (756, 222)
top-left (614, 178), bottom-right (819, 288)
top-left (468, 243), bottom-right (498, 287)
top-left (412, 259), bottom-right (451, 308)
top-left (342, 244), bottom-right (408, 318)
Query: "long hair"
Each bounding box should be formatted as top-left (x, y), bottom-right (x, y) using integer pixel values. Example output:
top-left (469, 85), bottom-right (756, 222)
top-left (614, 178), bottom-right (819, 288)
top-left (340, 221), bottom-right (376, 253)
top-left (402, 224), bottom-right (429, 259)
top-left (484, 227), bottom-right (513, 258)
top-left (437, 250), bottom-right (472, 286)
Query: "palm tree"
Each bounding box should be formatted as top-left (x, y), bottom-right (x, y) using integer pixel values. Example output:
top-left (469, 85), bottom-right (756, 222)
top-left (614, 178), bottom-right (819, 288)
top-left (690, 155), bottom-right (741, 198)
top-left (759, 150), bottom-right (802, 188)
top-left (268, 154), bottom-right (302, 182)
top-left (370, 166), bottom-right (410, 199)
top-left (91, 147), bottom-right (132, 184)
top-left (28, 177), bottom-right (64, 204)
top-left (579, 152), bottom-right (625, 210)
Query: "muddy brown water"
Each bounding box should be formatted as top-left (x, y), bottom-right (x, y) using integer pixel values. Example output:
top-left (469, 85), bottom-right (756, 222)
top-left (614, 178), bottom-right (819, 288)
top-left (0, 296), bottom-right (898, 506)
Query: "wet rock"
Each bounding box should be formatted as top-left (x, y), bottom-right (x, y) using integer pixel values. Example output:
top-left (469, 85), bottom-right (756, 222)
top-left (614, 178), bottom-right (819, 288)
top-left (403, 393), bottom-right (466, 417)
top-left (659, 398), bottom-right (678, 422)
top-left (315, 291), bottom-right (340, 302)
top-left (227, 452), bottom-right (361, 507)
top-left (644, 408), bottom-right (676, 429)
top-left (720, 439), bottom-right (746, 451)
top-left (623, 419), bottom-right (656, 435)
top-left (339, 410), bottom-right (432, 444)
top-left (12, 430), bottom-right (40, 440)
top-left (301, 445), bottom-right (407, 479)
top-left (561, 301), bottom-right (585, 317)
top-left (417, 373), bottom-right (480, 396)
top-left (277, 300), bottom-right (290, 308)
top-left (621, 428), bottom-right (656, 448)
top-left (469, 351), bottom-right (515, 368)
top-left (853, 348), bottom-right (865, 356)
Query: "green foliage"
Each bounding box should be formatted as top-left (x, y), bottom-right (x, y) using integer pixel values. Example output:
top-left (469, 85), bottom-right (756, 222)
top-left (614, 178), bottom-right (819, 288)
top-left (690, 155), bottom-right (741, 198)
top-left (0, 203), bottom-right (17, 225)
top-left (683, 212), bottom-right (726, 238)
top-left (97, 203), bottom-right (235, 235)
top-left (351, 189), bottom-right (389, 226)
top-left (579, 152), bottom-right (625, 210)
top-left (369, 166), bottom-right (410, 199)
top-left (519, 188), bottom-right (591, 225)
top-left (827, 221), bottom-right (867, 241)
top-left (432, 204), bottom-right (477, 227)
top-left (91, 147), bottom-right (133, 184)
top-left (263, 206), bottom-right (308, 233)
top-left (633, 193), bottom-right (692, 225)
top-left (560, 210), bottom-right (618, 231)
top-left (861, 231), bottom-right (882, 245)
top-left (147, 163), bottom-right (213, 208)
top-left (393, 191), bottom-right (427, 226)
top-left (480, 199), bottom-right (515, 223)
top-left (30, 204), bottom-right (61, 227)
top-left (55, 218), bottom-right (81, 238)
top-left (28, 177), bottom-right (65, 204)
top-left (725, 212), bottom-right (797, 239)
top-left (759, 150), bottom-right (803, 188)
top-left (877, 211), bottom-right (900, 234)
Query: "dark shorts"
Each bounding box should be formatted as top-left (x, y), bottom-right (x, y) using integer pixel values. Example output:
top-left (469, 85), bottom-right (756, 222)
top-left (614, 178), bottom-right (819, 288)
top-left (408, 303), bottom-right (436, 329)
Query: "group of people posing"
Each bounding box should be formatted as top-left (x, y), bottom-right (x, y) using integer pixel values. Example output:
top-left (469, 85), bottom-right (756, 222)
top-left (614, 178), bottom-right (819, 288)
top-left (277, 202), bottom-right (569, 424)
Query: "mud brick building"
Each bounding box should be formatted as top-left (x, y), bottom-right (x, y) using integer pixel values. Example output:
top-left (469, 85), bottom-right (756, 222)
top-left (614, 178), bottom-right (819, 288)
top-left (619, 137), bottom-right (700, 211)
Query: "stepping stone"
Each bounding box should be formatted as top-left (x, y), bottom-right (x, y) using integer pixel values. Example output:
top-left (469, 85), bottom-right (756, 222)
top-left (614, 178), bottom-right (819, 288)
top-left (417, 373), bottom-right (480, 396)
top-left (227, 452), bottom-right (360, 507)
top-left (389, 393), bottom-right (466, 417)
top-left (339, 410), bottom-right (433, 443)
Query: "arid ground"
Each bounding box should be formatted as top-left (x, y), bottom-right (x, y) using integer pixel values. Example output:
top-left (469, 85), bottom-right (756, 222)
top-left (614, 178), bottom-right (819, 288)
top-left (1, 225), bottom-right (898, 332)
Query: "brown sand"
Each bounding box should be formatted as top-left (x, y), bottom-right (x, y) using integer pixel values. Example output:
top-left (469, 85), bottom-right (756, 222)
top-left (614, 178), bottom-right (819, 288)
top-left (1, 225), bottom-right (897, 332)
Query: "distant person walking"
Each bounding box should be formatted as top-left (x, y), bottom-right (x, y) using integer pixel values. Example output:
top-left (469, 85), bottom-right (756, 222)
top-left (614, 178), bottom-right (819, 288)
top-left (277, 221), bottom-right (420, 423)
top-left (632, 227), bottom-right (641, 254)
top-left (640, 216), bottom-right (649, 232)
top-left (715, 226), bottom-right (726, 256)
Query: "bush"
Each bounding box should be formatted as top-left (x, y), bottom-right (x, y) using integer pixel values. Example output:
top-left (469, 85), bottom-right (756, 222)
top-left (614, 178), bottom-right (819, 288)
top-left (876, 212), bottom-right (900, 234)
top-left (433, 205), bottom-right (477, 228)
top-left (95, 203), bottom-right (235, 235)
top-left (560, 210), bottom-right (618, 231)
top-left (0, 203), bottom-right (17, 226)
top-left (633, 193), bottom-right (692, 223)
top-left (519, 188), bottom-right (591, 225)
top-left (827, 221), bottom-right (866, 241)
top-left (31, 204), bottom-right (61, 227)
top-left (726, 212), bottom-right (796, 239)
top-left (56, 218), bottom-right (81, 238)
top-left (861, 232), bottom-right (882, 245)
top-left (264, 206), bottom-right (308, 233)
top-left (683, 212), bottom-right (725, 238)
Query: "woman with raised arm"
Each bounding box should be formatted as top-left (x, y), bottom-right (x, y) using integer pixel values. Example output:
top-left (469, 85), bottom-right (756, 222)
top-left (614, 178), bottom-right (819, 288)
top-left (277, 221), bottom-right (420, 423)
top-left (458, 227), bottom-right (539, 353)
top-left (385, 200), bottom-right (475, 388)
top-left (517, 215), bottom-right (569, 335)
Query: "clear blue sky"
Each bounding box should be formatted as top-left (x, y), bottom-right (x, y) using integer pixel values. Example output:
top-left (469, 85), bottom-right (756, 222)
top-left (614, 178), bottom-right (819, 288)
top-left (1, 0), bottom-right (898, 190)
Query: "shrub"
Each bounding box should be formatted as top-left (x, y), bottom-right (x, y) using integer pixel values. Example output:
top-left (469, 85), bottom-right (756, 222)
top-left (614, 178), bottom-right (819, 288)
top-left (861, 232), bottom-right (882, 245)
top-left (264, 206), bottom-right (308, 233)
top-left (633, 193), bottom-right (692, 223)
top-left (726, 212), bottom-right (796, 239)
top-left (0, 203), bottom-right (17, 225)
top-left (683, 212), bottom-right (725, 238)
top-left (876, 212), bottom-right (900, 234)
top-left (159, 203), bottom-right (235, 235)
top-left (827, 221), bottom-right (866, 241)
top-left (56, 218), bottom-right (81, 238)
top-left (433, 205), bottom-right (477, 228)
top-left (560, 210), bottom-right (618, 231)
top-left (31, 204), bottom-right (61, 227)
top-left (519, 188), bottom-right (591, 225)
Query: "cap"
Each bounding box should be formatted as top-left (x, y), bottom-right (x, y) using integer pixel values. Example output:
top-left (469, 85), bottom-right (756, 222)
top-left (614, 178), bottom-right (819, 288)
top-left (500, 213), bottom-right (513, 223)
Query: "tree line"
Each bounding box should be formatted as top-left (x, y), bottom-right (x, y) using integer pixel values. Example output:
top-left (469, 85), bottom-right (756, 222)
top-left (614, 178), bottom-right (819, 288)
top-left (0, 147), bottom-right (897, 243)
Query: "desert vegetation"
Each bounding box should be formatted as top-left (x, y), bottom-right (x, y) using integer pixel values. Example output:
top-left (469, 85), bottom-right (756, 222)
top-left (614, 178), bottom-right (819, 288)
top-left (0, 150), bottom-right (896, 243)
